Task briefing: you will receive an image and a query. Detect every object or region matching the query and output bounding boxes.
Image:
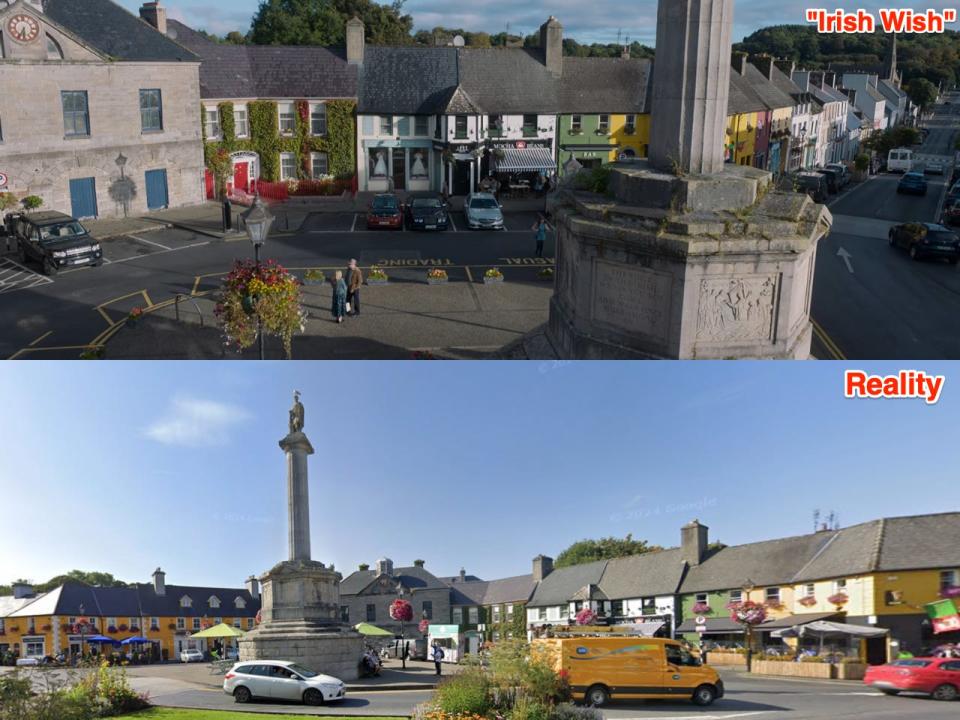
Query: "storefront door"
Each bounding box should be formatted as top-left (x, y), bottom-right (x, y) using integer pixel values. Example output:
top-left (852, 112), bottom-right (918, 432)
top-left (453, 161), bottom-right (471, 195)
top-left (392, 151), bottom-right (406, 191)
top-left (234, 162), bottom-right (250, 193)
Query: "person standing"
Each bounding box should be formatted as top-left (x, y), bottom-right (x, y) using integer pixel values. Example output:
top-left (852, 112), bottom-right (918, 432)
top-left (331, 271), bottom-right (347, 323)
top-left (432, 641), bottom-right (445, 676)
top-left (346, 259), bottom-right (363, 317)
top-left (532, 214), bottom-right (553, 258)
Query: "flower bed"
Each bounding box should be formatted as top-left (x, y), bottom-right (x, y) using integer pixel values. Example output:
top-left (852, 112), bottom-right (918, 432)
top-left (304, 269), bottom-right (325, 285)
top-left (367, 266), bottom-right (389, 285)
top-left (427, 268), bottom-right (449, 285)
top-left (483, 267), bottom-right (504, 284)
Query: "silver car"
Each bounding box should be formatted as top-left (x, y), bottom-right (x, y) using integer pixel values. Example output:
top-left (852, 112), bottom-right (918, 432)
top-left (464, 192), bottom-right (505, 230)
top-left (224, 660), bottom-right (345, 706)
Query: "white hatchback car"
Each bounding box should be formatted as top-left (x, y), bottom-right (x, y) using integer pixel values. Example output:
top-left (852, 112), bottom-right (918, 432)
top-left (224, 660), bottom-right (346, 705)
top-left (180, 649), bottom-right (204, 663)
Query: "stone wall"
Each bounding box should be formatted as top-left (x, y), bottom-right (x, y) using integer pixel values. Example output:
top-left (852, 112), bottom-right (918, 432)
top-left (0, 60), bottom-right (204, 218)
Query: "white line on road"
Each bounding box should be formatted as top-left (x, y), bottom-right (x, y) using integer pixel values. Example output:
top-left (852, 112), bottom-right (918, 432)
top-left (351, 213), bottom-right (359, 232)
top-left (837, 247), bottom-right (855, 273)
top-left (449, 214), bottom-right (458, 232)
top-left (611, 713), bottom-right (771, 720)
top-left (128, 234), bottom-right (172, 251)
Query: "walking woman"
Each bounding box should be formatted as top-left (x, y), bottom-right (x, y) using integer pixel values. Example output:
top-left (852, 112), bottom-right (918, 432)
top-left (331, 270), bottom-right (347, 324)
top-left (532, 213), bottom-right (553, 258)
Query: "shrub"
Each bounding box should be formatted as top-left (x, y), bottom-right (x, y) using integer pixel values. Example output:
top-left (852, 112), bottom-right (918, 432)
top-left (433, 669), bottom-right (491, 716)
top-left (0, 192), bottom-right (18, 212)
top-left (21, 195), bottom-right (43, 211)
top-left (572, 167), bottom-right (612, 194)
top-left (553, 704), bottom-right (602, 720)
top-left (509, 696), bottom-right (551, 720)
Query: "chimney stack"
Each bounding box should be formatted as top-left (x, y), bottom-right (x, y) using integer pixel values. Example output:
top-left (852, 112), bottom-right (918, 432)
top-left (775, 59), bottom-right (796, 77)
top-left (413, 559), bottom-right (425, 568)
top-left (753, 55), bottom-right (775, 81)
top-left (681, 520), bottom-right (709, 567)
top-left (12, 582), bottom-right (34, 599)
top-left (459, 568), bottom-right (466, 582)
top-left (532, 555), bottom-right (554, 583)
top-left (139, 2), bottom-right (167, 35)
top-left (539, 16), bottom-right (563, 77)
top-left (732, 51), bottom-right (749, 76)
top-left (152, 567), bottom-right (166, 596)
top-left (245, 575), bottom-right (260, 600)
top-left (346, 17), bottom-right (365, 65)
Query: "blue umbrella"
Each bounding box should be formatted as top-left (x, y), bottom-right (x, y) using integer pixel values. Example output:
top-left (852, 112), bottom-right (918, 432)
top-left (120, 636), bottom-right (152, 645)
top-left (84, 635), bottom-right (121, 645)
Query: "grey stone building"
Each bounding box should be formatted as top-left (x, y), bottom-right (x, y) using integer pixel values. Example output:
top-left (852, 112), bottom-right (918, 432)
top-left (0, 0), bottom-right (204, 219)
top-left (339, 558), bottom-right (451, 635)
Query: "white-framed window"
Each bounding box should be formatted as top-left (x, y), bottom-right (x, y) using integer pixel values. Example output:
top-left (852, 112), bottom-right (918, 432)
top-left (234, 597), bottom-right (246, 609)
top-left (68, 617), bottom-right (76, 625)
top-left (278, 103), bottom-right (296, 135)
top-left (176, 617), bottom-right (185, 630)
top-left (598, 114), bottom-right (610, 133)
top-left (192, 618), bottom-right (201, 630)
top-left (537, 607), bottom-right (546, 621)
top-left (506, 604), bottom-right (514, 616)
top-left (468, 607), bottom-right (479, 624)
top-left (233, 618), bottom-right (241, 628)
top-left (234, 105), bottom-right (248, 137)
top-left (493, 631), bottom-right (500, 641)
top-left (209, 596), bottom-right (221, 609)
top-left (311, 103), bottom-right (327, 135)
top-left (180, 595), bottom-right (192, 608)
top-left (492, 606), bottom-right (501, 623)
top-left (380, 115), bottom-right (393, 135)
top-left (765, 587), bottom-right (781, 603)
top-left (695, 593), bottom-right (708, 603)
top-left (0, 619), bottom-right (5, 634)
top-left (571, 115), bottom-right (582, 132)
top-left (804, 583), bottom-right (816, 597)
top-left (280, 152), bottom-right (297, 181)
top-left (203, 109), bottom-right (220, 139)
top-left (310, 152), bottom-right (328, 178)
top-left (62, 91), bottom-right (90, 137)
top-left (415, 116), bottom-right (429, 136)
top-left (139, 89), bottom-right (163, 131)
top-left (150, 617), bottom-right (159, 630)
top-left (941, 570), bottom-right (958, 589)
top-left (24, 639), bottom-right (44, 657)
top-left (729, 590), bottom-right (743, 603)
top-left (107, 617), bottom-right (117, 628)
top-left (452, 608), bottom-right (463, 624)
top-left (834, 579), bottom-right (848, 593)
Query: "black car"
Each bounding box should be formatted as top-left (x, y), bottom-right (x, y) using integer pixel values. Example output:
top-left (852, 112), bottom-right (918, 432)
top-left (814, 169), bottom-right (840, 194)
top-left (888, 222), bottom-right (960, 263)
top-left (792, 173), bottom-right (829, 203)
top-left (11, 211), bottom-right (103, 275)
top-left (403, 193), bottom-right (450, 231)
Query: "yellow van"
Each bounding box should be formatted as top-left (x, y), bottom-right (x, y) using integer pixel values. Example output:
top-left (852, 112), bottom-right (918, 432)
top-left (533, 636), bottom-right (723, 706)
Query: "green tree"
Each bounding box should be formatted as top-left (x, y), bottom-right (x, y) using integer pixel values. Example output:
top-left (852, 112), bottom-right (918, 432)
top-left (249, 0), bottom-right (413, 46)
top-left (554, 534), bottom-right (662, 568)
top-left (862, 126), bottom-right (921, 157)
top-left (2, 571), bottom-right (129, 596)
top-left (906, 77), bottom-right (938, 114)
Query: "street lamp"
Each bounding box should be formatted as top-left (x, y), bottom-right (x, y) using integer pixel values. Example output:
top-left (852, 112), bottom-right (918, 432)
top-left (395, 583), bottom-right (408, 669)
top-left (741, 579), bottom-right (755, 672)
top-left (78, 603), bottom-right (87, 660)
top-left (241, 195), bottom-right (274, 360)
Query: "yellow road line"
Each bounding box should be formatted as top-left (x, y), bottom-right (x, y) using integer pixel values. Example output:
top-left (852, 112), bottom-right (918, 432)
top-left (811, 318), bottom-right (846, 360)
top-left (193, 263), bottom-right (556, 282)
top-left (141, 289), bottom-right (153, 307)
top-left (191, 275), bottom-right (202, 296)
top-left (10, 345), bottom-right (100, 359)
top-left (27, 330), bottom-right (52, 347)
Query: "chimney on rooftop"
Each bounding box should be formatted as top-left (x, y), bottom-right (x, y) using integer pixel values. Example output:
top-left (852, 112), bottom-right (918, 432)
top-left (245, 575), bottom-right (259, 600)
top-left (539, 16), bottom-right (563, 77)
top-left (12, 582), bottom-right (34, 599)
top-left (775, 59), bottom-right (796, 78)
top-left (681, 520), bottom-right (709, 567)
top-left (413, 559), bottom-right (425, 568)
top-left (139, 2), bottom-right (167, 36)
top-left (346, 17), bottom-right (365, 65)
top-left (152, 567), bottom-right (166, 596)
top-left (732, 51), bottom-right (748, 76)
top-left (753, 55), bottom-right (775, 81)
top-left (532, 555), bottom-right (553, 583)
top-left (459, 568), bottom-right (466, 582)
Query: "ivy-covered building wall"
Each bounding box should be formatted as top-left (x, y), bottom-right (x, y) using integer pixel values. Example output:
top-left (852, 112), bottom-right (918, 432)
top-left (202, 99), bottom-right (356, 186)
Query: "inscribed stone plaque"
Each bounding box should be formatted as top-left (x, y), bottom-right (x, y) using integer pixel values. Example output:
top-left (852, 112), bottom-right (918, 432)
top-left (696, 275), bottom-right (777, 342)
top-left (591, 260), bottom-right (672, 341)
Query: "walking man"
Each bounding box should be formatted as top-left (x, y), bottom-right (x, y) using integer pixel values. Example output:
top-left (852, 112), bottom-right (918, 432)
top-left (532, 213), bottom-right (553, 258)
top-left (346, 259), bottom-right (363, 317)
top-left (431, 641), bottom-right (445, 676)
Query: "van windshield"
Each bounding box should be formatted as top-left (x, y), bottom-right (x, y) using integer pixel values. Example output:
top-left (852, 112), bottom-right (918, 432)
top-left (665, 645), bottom-right (702, 667)
top-left (39, 221), bottom-right (87, 242)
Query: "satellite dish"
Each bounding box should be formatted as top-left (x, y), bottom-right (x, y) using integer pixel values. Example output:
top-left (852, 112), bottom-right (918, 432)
top-left (452, 34), bottom-right (465, 47)
top-left (167, 27), bottom-right (178, 40)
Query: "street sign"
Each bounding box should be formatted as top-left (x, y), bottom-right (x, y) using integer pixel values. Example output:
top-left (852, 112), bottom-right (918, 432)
top-left (0, 172), bottom-right (8, 188)
top-left (696, 625), bottom-right (707, 633)
top-left (695, 616), bottom-right (706, 625)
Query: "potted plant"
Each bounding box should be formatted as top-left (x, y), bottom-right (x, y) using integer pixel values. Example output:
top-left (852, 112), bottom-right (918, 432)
top-left (799, 595), bottom-right (818, 607)
top-left (303, 269), bottom-right (325, 285)
top-left (483, 267), bottom-right (504, 284)
top-left (129, 625), bottom-right (140, 632)
top-left (107, 625), bottom-right (118, 633)
top-left (21, 195), bottom-right (43, 212)
top-left (426, 267), bottom-right (448, 285)
top-left (126, 307), bottom-right (144, 328)
top-left (538, 267), bottom-right (554, 281)
top-left (118, 623), bottom-right (129, 632)
top-left (692, 601), bottom-right (712, 615)
top-left (367, 266), bottom-right (389, 286)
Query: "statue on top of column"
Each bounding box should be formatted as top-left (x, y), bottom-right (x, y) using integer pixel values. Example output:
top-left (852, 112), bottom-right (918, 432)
top-left (289, 391), bottom-right (305, 434)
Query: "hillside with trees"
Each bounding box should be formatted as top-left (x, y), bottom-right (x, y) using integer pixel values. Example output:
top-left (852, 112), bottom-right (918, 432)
top-left (1, 570), bottom-right (129, 595)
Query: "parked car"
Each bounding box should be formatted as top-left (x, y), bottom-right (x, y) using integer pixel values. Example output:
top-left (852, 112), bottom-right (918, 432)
top-left (404, 193), bottom-right (450, 231)
top-left (825, 163), bottom-right (851, 187)
top-left (864, 657), bottom-right (960, 700)
top-left (942, 199), bottom-right (960, 226)
top-left (793, 173), bottom-right (829, 203)
top-left (180, 649), bottom-right (204, 663)
top-left (15, 657), bottom-right (41, 667)
top-left (10, 211), bottom-right (103, 276)
top-left (946, 180), bottom-right (960, 205)
top-left (365, 194), bottom-right (403, 230)
top-left (925, 161), bottom-right (945, 175)
top-left (888, 222), bottom-right (960, 263)
top-left (896, 172), bottom-right (928, 196)
top-left (464, 192), bottom-right (505, 230)
top-left (224, 660), bottom-right (346, 705)
top-left (815, 168), bottom-right (841, 194)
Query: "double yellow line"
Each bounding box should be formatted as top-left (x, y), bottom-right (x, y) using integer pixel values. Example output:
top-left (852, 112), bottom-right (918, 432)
top-left (811, 318), bottom-right (847, 360)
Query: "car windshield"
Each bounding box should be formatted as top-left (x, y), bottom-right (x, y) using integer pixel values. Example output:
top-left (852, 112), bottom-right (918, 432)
top-left (928, 230), bottom-right (958, 243)
top-left (287, 663), bottom-right (318, 678)
top-left (891, 659), bottom-right (931, 668)
top-left (797, 177), bottom-right (820, 188)
top-left (470, 198), bottom-right (498, 209)
top-left (39, 221), bottom-right (86, 242)
top-left (372, 197), bottom-right (398, 210)
top-left (412, 198), bottom-right (443, 209)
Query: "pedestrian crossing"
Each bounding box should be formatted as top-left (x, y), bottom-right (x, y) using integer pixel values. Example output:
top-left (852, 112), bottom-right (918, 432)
top-left (0, 258), bottom-right (53, 295)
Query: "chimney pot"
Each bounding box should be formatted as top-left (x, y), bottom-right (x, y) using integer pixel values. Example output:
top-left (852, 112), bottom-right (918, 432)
top-left (245, 575), bottom-right (260, 600)
top-left (681, 520), bottom-right (709, 567)
top-left (539, 16), bottom-right (563, 77)
top-left (139, 2), bottom-right (167, 36)
top-left (346, 17), bottom-right (365, 65)
top-left (532, 554), bottom-right (554, 582)
top-left (152, 567), bottom-right (166, 596)
top-left (413, 559), bottom-right (425, 568)
top-left (732, 52), bottom-right (748, 76)
top-left (12, 582), bottom-right (34, 600)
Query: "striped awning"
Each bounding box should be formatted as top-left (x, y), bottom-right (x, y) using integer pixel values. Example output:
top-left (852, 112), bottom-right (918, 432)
top-left (496, 147), bottom-right (557, 172)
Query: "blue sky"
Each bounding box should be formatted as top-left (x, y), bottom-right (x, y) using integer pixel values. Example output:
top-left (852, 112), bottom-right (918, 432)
top-left (0, 362), bottom-right (956, 591)
top-left (117, 1), bottom-right (960, 46)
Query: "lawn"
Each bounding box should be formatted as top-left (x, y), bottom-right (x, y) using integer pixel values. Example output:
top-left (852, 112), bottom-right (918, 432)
top-left (122, 711), bottom-right (406, 720)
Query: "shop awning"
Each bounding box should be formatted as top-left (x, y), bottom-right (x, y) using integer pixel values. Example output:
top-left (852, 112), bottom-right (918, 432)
top-left (755, 612), bottom-right (839, 632)
top-left (496, 147), bottom-right (557, 172)
top-left (676, 618), bottom-right (746, 634)
top-left (772, 620), bottom-right (888, 640)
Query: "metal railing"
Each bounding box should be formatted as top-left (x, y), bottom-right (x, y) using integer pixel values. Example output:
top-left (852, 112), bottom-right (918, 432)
top-left (172, 293), bottom-right (204, 327)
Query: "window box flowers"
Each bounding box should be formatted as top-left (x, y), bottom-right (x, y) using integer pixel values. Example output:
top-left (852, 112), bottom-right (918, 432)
top-left (939, 586), bottom-right (960, 599)
top-left (150, 625), bottom-right (160, 632)
top-left (799, 595), bottom-right (818, 607)
top-left (827, 593), bottom-right (849, 606)
top-left (426, 268), bottom-right (449, 285)
top-left (107, 626), bottom-right (118, 633)
top-left (304, 269), bottom-right (325, 285)
top-left (367, 266), bottom-right (389, 285)
top-left (692, 602), bottom-right (712, 615)
top-left (129, 625), bottom-right (140, 632)
top-left (41, 624), bottom-right (51, 632)
top-left (483, 267), bottom-right (504, 284)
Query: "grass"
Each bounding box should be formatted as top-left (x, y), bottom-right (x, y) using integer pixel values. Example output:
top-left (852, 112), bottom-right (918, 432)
top-left (121, 710), bottom-right (406, 720)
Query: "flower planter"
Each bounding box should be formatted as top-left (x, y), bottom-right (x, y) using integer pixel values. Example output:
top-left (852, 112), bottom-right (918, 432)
top-left (483, 276), bottom-right (504, 284)
top-left (836, 663), bottom-right (867, 680)
top-left (366, 278), bottom-right (388, 286)
top-left (705, 652), bottom-right (747, 667)
top-left (751, 660), bottom-right (835, 679)
top-left (427, 278), bottom-right (448, 285)
top-left (304, 278), bottom-right (325, 286)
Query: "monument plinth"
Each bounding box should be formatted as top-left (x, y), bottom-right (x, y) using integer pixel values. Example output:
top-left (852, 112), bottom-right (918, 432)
top-left (545, 0), bottom-right (831, 360)
top-left (239, 393), bottom-right (364, 679)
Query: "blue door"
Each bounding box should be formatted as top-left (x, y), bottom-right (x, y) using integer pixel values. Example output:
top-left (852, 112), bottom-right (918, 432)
top-left (145, 169), bottom-right (169, 210)
top-left (69, 177), bottom-right (98, 219)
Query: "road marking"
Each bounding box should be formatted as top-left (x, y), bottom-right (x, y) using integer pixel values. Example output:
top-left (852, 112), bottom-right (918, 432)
top-left (27, 330), bottom-right (52, 347)
top-left (94, 289), bottom-right (154, 326)
top-left (9, 344), bottom-right (99, 360)
top-left (449, 214), bottom-right (458, 232)
top-left (811, 318), bottom-right (847, 360)
top-left (837, 247), bottom-right (855, 273)
top-left (129, 234), bottom-right (171, 251)
top-left (351, 213), bottom-right (359, 232)
top-left (0, 258), bottom-right (53, 295)
top-left (612, 713), bottom-right (770, 720)
top-left (465, 266), bottom-right (474, 283)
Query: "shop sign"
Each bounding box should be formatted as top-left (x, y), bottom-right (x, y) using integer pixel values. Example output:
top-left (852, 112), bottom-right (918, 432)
top-left (927, 599), bottom-right (960, 634)
top-left (0, 172), bottom-right (8, 188)
top-left (488, 139), bottom-right (552, 150)
top-left (433, 142), bottom-right (478, 153)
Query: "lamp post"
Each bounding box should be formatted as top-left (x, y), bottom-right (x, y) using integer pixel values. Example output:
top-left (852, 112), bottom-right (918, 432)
top-left (116, 153), bottom-right (129, 217)
top-left (78, 604), bottom-right (87, 660)
top-left (395, 583), bottom-right (407, 669)
top-left (241, 195), bottom-right (274, 360)
top-left (741, 579), bottom-right (755, 672)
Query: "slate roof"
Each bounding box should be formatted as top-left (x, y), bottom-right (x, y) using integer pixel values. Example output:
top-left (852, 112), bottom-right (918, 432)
top-left (449, 581), bottom-right (490, 606)
top-left (792, 521), bottom-right (880, 582)
top-left (457, 48), bottom-right (558, 113)
top-left (482, 574), bottom-right (537, 606)
top-left (728, 69), bottom-right (767, 115)
top-left (754, 62), bottom-right (804, 102)
top-left (528, 560), bottom-right (607, 607)
top-left (559, 58), bottom-right (652, 113)
top-left (168, 20), bottom-right (356, 100)
top-left (598, 548), bottom-right (687, 599)
top-left (340, 566), bottom-right (448, 596)
top-left (42, 0), bottom-right (197, 62)
top-left (874, 512), bottom-right (960, 572)
top-left (7, 582), bottom-right (260, 618)
top-left (878, 80), bottom-right (906, 99)
top-left (740, 63), bottom-right (795, 111)
top-left (358, 47), bottom-right (458, 114)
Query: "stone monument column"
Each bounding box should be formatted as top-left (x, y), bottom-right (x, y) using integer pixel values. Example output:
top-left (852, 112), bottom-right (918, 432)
top-left (544, 0), bottom-right (831, 360)
top-left (238, 392), bottom-right (364, 679)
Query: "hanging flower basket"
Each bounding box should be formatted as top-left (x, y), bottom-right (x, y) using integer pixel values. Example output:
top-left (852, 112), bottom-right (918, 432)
top-left (167, 623), bottom-right (177, 630)
top-left (799, 596), bottom-right (818, 607)
top-left (729, 601), bottom-right (767, 626)
top-left (575, 608), bottom-right (597, 626)
top-left (692, 602), bottom-right (712, 615)
top-left (826, 593), bottom-right (849, 606)
top-left (389, 599), bottom-right (414, 622)
top-left (418, 619), bottom-right (430, 634)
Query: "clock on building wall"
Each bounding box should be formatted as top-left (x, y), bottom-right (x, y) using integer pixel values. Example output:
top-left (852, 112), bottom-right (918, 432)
top-left (7, 14), bottom-right (41, 43)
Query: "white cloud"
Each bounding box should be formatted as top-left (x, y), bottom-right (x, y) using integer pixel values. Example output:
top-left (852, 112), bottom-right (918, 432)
top-left (144, 396), bottom-right (251, 447)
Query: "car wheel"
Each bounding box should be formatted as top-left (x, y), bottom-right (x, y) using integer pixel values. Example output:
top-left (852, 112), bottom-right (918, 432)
top-left (42, 257), bottom-right (58, 276)
top-left (303, 688), bottom-right (324, 706)
top-left (933, 684), bottom-right (958, 701)
top-left (888, 232), bottom-right (896, 247)
top-left (909, 245), bottom-right (922, 261)
top-left (233, 686), bottom-right (252, 703)
top-left (692, 685), bottom-right (717, 706)
top-left (585, 684), bottom-right (609, 707)
top-left (880, 689), bottom-right (900, 696)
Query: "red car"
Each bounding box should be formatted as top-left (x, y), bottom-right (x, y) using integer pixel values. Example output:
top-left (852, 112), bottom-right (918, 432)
top-left (864, 657), bottom-right (960, 700)
top-left (366, 194), bottom-right (403, 230)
